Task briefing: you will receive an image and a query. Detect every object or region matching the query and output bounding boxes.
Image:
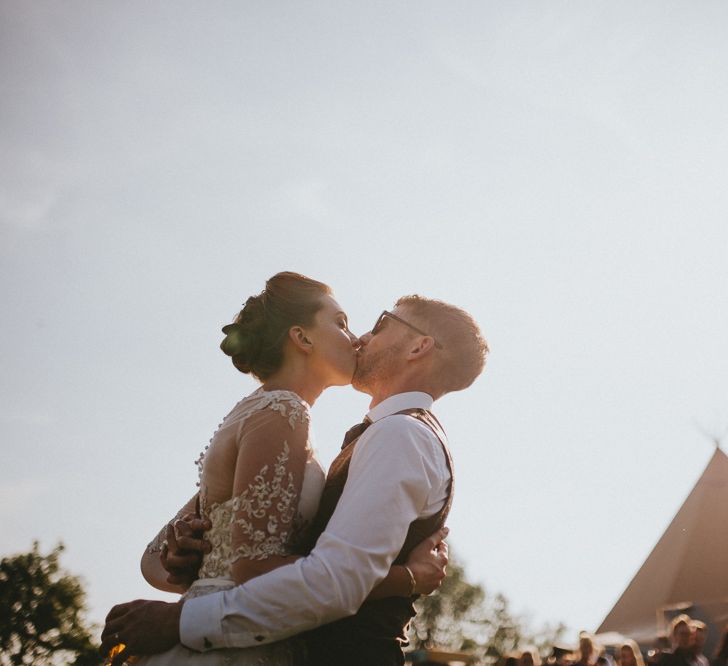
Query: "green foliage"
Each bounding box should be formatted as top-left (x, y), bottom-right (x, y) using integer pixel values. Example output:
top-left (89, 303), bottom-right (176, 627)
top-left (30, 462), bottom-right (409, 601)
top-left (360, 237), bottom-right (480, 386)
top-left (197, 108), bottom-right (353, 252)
top-left (409, 550), bottom-right (566, 663)
top-left (528, 620), bottom-right (569, 658)
top-left (0, 542), bottom-right (100, 666)
top-left (411, 557), bottom-right (490, 652)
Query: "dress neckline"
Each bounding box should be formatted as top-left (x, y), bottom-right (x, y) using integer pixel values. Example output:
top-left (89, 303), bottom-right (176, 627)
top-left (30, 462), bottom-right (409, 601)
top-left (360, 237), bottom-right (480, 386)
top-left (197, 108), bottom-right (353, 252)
top-left (253, 386), bottom-right (311, 410)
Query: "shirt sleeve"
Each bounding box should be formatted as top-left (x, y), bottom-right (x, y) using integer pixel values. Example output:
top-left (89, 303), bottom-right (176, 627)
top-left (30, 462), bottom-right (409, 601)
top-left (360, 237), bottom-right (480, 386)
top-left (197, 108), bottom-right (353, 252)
top-left (179, 415), bottom-right (449, 651)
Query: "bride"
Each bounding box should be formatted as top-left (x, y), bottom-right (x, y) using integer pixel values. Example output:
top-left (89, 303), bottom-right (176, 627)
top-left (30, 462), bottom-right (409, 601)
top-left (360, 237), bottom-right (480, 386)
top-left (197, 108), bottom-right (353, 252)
top-left (110, 272), bottom-right (445, 666)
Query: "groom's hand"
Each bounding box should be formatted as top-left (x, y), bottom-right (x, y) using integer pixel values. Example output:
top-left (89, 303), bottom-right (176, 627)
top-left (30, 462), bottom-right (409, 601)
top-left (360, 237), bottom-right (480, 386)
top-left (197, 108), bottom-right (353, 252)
top-left (406, 526), bottom-right (449, 595)
top-left (100, 599), bottom-right (182, 664)
top-left (161, 513), bottom-right (211, 587)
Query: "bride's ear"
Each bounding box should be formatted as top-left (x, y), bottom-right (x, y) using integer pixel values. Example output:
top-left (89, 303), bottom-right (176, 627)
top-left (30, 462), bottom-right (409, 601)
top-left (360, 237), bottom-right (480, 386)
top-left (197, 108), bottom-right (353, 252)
top-left (288, 326), bottom-right (313, 354)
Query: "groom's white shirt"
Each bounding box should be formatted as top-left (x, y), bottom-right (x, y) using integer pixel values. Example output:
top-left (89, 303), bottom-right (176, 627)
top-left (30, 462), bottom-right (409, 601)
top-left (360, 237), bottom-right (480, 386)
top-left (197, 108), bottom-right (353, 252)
top-left (180, 391), bottom-right (451, 651)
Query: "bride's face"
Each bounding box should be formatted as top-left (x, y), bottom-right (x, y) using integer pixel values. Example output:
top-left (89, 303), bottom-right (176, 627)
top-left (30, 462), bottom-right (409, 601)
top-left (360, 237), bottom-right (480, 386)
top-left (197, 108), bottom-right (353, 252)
top-left (307, 295), bottom-right (360, 386)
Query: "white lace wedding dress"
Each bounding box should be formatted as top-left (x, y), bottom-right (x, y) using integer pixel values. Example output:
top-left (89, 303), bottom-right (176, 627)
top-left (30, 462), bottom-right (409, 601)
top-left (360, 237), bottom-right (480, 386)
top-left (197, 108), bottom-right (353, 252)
top-left (138, 388), bottom-right (325, 666)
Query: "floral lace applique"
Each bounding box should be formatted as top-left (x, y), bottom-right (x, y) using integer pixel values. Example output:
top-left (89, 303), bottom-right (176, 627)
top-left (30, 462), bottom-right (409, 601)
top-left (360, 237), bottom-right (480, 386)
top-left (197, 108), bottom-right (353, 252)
top-left (265, 392), bottom-right (309, 430)
top-left (197, 499), bottom-right (236, 579)
top-left (197, 442), bottom-right (306, 579)
top-left (231, 440), bottom-right (298, 561)
top-left (194, 390), bottom-right (312, 579)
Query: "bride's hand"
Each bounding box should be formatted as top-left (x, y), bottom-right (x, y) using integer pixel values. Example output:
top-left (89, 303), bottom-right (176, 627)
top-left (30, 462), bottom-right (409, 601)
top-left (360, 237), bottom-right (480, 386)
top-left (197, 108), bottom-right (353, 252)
top-left (161, 513), bottom-right (211, 587)
top-left (404, 526), bottom-right (449, 595)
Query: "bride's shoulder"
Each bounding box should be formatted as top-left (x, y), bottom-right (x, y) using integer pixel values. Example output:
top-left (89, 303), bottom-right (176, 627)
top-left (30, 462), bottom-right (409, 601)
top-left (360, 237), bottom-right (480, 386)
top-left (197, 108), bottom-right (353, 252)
top-left (261, 388), bottom-right (311, 429)
top-left (236, 387), bottom-right (310, 430)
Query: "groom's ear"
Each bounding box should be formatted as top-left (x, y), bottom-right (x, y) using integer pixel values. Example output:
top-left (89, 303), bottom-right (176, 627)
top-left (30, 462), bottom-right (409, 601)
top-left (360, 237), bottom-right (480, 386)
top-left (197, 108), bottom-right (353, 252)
top-left (406, 336), bottom-right (436, 360)
top-left (288, 326), bottom-right (314, 354)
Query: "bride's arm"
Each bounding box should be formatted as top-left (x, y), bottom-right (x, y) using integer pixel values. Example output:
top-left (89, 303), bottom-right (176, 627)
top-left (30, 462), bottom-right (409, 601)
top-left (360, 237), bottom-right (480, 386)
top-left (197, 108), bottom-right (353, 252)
top-left (367, 527), bottom-right (449, 599)
top-left (228, 407), bottom-right (311, 585)
top-left (140, 494), bottom-right (201, 594)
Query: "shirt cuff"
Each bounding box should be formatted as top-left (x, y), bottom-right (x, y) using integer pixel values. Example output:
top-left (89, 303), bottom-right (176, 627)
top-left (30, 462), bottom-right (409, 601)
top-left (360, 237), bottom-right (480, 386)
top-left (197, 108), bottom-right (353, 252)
top-left (179, 593), bottom-right (227, 652)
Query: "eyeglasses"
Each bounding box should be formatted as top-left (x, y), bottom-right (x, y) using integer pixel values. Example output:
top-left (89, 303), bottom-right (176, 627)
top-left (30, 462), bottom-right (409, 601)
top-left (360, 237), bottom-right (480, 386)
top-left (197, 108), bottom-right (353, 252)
top-left (371, 310), bottom-right (443, 349)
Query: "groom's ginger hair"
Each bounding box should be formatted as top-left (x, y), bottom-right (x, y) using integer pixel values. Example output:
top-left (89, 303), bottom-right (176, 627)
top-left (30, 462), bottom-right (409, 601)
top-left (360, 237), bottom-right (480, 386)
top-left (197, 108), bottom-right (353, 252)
top-left (395, 295), bottom-right (488, 393)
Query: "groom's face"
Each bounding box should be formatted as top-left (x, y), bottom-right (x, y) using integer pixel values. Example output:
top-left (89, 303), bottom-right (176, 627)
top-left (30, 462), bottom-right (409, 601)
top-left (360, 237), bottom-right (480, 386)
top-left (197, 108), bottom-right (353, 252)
top-left (352, 306), bottom-right (412, 393)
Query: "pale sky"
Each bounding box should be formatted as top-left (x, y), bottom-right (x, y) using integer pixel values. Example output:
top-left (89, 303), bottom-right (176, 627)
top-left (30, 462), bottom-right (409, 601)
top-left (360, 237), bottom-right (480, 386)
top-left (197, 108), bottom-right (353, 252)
top-left (2, 1), bottom-right (728, 643)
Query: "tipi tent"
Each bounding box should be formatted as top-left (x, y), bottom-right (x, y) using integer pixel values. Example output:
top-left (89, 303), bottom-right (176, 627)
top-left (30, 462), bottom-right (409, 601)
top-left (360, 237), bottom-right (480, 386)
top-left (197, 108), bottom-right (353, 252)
top-left (598, 448), bottom-right (728, 653)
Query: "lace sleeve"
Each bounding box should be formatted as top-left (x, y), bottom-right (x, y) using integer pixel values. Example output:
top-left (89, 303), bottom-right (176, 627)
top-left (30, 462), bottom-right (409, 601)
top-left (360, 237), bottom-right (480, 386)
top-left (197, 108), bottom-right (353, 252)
top-left (229, 398), bottom-right (311, 565)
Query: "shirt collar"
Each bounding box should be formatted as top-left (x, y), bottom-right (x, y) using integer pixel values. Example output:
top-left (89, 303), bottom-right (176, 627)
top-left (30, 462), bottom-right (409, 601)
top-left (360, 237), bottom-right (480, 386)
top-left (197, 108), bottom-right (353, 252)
top-left (366, 391), bottom-right (434, 423)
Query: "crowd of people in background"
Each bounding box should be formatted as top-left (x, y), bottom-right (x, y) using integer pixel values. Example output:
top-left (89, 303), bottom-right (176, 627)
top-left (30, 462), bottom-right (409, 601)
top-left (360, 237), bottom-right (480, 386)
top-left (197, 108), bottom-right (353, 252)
top-left (506, 617), bottom-right (728, 666)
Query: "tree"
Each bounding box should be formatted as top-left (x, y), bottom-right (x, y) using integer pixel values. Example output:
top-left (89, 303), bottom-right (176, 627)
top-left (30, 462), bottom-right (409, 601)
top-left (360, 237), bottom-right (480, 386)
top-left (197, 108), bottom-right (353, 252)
top-left (409, 550), bottom-right (566, 663)
top-left (0, 542), bottom-right (100, 665)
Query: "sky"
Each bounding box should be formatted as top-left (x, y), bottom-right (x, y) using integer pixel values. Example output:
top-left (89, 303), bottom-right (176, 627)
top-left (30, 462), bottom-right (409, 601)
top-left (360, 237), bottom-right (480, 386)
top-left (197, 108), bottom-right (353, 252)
top-left (2, 0), bottom-right (728, 644)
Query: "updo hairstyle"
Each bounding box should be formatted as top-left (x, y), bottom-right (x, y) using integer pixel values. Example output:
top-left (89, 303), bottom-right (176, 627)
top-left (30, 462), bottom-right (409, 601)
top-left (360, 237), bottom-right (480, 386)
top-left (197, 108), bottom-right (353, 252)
top-left (220, 272), bottom-right (332, 381)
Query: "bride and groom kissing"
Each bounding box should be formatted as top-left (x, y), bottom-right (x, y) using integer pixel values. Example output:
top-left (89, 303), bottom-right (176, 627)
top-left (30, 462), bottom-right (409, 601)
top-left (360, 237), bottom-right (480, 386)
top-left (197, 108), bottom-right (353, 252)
top-left (101, 271), bottom-right (488, 666)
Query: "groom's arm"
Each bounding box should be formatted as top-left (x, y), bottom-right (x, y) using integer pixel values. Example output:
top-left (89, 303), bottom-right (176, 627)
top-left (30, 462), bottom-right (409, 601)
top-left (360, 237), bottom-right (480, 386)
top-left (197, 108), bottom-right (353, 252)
top-left (180, 416), bottom-right (449, 651)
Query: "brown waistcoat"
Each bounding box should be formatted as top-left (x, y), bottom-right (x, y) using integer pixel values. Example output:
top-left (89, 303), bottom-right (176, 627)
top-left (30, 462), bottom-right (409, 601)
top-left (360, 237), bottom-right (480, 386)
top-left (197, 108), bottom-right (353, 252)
top-left (299, 408), bottom-right (454, 666)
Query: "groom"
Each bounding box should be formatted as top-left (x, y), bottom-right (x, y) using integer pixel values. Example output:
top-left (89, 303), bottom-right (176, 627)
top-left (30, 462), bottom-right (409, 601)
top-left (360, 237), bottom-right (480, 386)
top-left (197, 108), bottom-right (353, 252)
top-left (102, 295), bottom-right (487, 665)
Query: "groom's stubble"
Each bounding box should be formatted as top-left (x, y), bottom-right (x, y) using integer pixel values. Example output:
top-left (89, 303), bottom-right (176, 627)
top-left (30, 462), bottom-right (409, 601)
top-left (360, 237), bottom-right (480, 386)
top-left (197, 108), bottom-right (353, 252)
top-left (351, 338), bottom-right (407, 394)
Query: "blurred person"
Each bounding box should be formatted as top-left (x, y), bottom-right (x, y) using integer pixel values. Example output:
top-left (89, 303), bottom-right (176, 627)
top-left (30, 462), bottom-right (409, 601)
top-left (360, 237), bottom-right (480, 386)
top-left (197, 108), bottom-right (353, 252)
top-left (551, 645), bottom-right (574, 666)
top-left (660, 615), bottom-right (694, 666)
top-left (573, 633), bottom-right (600, 666)
top-left (598, 652), bottom-right (615, 666)
top-left (691, 621), bottom-right (708, 666)
top-left (520, 647), bottom-right (543, 666)
top-left (620, 640), bottom-right (646, 666)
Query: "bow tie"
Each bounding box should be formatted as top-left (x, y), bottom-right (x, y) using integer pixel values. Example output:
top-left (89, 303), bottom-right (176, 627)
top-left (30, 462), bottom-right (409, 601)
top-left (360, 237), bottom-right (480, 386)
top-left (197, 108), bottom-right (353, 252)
top-left (341, 417), bottom-right (373, 450)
